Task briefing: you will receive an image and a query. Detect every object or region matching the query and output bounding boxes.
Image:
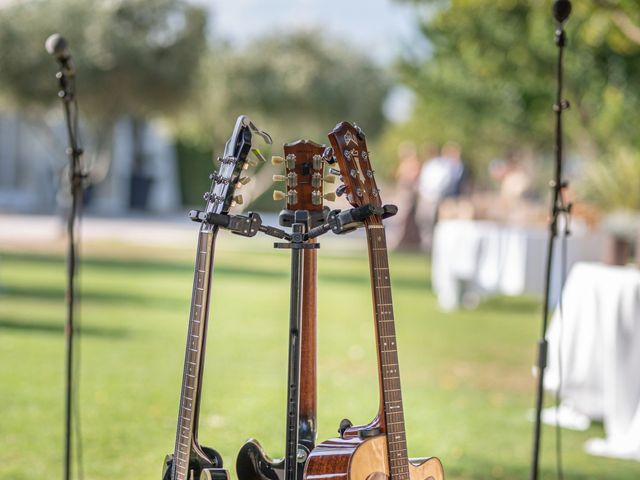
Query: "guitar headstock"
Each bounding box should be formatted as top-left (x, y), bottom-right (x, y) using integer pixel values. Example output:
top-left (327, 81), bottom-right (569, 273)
top-left (327, 121), bottom-right (382, 210)
top-left (272, 139), bottom-right (336, 227)
top-left (202, 115), bottom-right (272, 223)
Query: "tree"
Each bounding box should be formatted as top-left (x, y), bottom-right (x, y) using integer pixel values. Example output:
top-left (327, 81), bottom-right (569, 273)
top-left (387, 0), bottom-right (640, 191)
top-left (174, 32), bottom-right (391, 206)
top-left (0, 0), bottom-right (207, 122)
top-left (0, 0), bottom-right (207, 211)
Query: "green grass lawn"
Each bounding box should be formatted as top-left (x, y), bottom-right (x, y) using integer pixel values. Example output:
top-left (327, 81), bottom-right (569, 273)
top-left (0, 237), bottom-right (638, 480)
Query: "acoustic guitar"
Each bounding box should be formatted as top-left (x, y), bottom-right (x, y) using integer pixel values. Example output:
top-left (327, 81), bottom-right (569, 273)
top-left (236, 140), bottom-right (336, 480)
top-left (162, 116), bottom-right (271, 480)
top-left (303, 122), bottom-right (444, 480)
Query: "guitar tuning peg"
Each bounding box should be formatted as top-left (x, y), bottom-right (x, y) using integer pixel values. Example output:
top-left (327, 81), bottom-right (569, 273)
top-left (251, 148), bottom-right (267, 163)
top-left (238, 176), bottom-right (251, 185)
top-left (324, 175), bottom-right (336, 184)
top-left (322, 146), bottom-right (336, 164)
top-left (271, 155), bottom-right (284, 165)
top-left (329, 167), bottom-right (341, 176)
top-left (323, 192), bottom-right (336, 202)
top-left (273, 174), bottom-right (286, 182)
top-left (285, 154), bottom-right (297, 170)
top-left (336, 184), bottom-right (348, 197)
top-left (247, 157), bottom-right (258, 168)
top-left (273, 190), bottom-right (286, 201)
top-left (312, 154), bottom-right (323, 171)
top-left (232, 194), bottom-right (243, 205)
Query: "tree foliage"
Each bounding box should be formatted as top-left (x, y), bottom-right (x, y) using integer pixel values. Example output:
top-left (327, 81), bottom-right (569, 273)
top-left (0, 0), bottom-right (207, 122)
top-left (389, 0), bottom-right (640, 184)
top-left (175, 32), bottom-right (390, 151)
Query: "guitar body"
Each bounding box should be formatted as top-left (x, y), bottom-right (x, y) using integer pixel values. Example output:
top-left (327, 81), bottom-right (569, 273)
top-left (304, 436), bottom-right (444, 480)
top-left (236, 439), bottom-right (284, 480)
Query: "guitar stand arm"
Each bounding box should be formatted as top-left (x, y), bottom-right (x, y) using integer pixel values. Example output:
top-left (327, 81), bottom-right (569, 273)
top-left (305, 203), bottom-right (398, 239)
top-left (189, 209), bottom-right (292, 241)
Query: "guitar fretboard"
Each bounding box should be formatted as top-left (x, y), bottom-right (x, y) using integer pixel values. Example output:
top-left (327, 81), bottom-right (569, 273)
top-left (172, 228), bottom-right (217, 480)
top-left (365, 219), bottom-right (410, 480)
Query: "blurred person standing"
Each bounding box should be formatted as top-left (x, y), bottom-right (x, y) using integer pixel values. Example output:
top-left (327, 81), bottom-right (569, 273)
top-left (416, 141), bottom-right (467, 251)
top-left (489, 150), bottom-right (532, 201)
top-left (389, 141), bottom-right (422, 250)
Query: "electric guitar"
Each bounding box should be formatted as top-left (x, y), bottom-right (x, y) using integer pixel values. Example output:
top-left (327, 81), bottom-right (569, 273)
top-left (163, 116), bottom-right (272, 480)
top-left (303, 122), bottom-right (445, 480)
top-left (236, 140), bottom-right (336, 480)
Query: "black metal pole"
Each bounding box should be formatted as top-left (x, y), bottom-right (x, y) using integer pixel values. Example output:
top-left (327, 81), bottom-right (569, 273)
top-left (530, 2), bottom-right (571, 479)
top-left (56, 61), bottom-right (84, 480)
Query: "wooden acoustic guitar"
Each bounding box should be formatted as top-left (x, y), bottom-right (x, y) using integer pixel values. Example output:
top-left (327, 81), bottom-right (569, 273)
top-left (162, 116), bottom-right (271, 480)
top-left (303, 122), bottom-right (445, 480)
top-left (236, 140), bottom-right (336, 480)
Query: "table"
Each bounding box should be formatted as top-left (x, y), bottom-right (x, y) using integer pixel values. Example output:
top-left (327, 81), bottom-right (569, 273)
top-left (545, 262), bottom-right (640, 461)
top-left (431, 219), bottom-right (606, 311)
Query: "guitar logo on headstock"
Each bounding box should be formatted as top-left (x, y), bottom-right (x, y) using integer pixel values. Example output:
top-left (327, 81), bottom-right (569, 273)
top-left (344, 131), bottom-right (358, 146)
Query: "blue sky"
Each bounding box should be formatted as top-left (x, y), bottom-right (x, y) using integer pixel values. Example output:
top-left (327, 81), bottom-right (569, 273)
top-left (194, 0), bottom-right (426, 65)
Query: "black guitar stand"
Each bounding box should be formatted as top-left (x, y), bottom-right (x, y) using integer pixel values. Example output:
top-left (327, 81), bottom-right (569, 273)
top-left (190, 203), bottom-right (396, 480)
top-left (274, 211), bottom-right (316, 480)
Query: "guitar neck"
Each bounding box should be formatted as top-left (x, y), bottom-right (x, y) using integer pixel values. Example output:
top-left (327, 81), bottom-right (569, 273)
top-left (298, 240), bottom-right (317, 450)
top-left (172, 227), bottom-right (218, 480)
top-left (364, 217), bottom-right (410, 480)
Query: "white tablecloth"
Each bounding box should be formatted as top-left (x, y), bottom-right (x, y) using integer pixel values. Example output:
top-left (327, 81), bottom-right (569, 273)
top-left (431, 220), bottom-right (606, 310)
top-left (545, 262), bottom-right (640, 461)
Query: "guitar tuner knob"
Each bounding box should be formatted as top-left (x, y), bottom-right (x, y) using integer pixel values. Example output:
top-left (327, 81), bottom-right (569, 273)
top-left (285, 154), bottom-right (296, 170)
top-left (312, 154), bottom-right (323, 170)
top-left (323, 192), bottom-right (336, 202)
top-left (312, 172), bottom-right (323, 189)
top-left (238, 176), bottom-right (251, 185)
top-left (322, 147), bottom-right (336, 164)
top-left (232, 194), bottom-right (243, 205)
top-left (287, 172), bottom-right (298, 187)
top-left (273, 174), bottom-right (286, 182)
top-left (329, 168), bottom-right (341, 176)
top-left (247, 157), bottom-right (258, 168)
top-left (324, 175), bottom-right (336, 184)
top-left (336, 184), bottom-right (348, 197)
top-left (271, 155), bottom-right (284, 165)
top-left (273, 190), bottom-right (286, 201)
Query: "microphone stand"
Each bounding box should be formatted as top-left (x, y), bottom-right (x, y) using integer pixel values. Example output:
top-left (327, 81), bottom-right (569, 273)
top-left (55, 61), bottom-right (85, 480)
top-left (530, 5), bottom-right (572, 480)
